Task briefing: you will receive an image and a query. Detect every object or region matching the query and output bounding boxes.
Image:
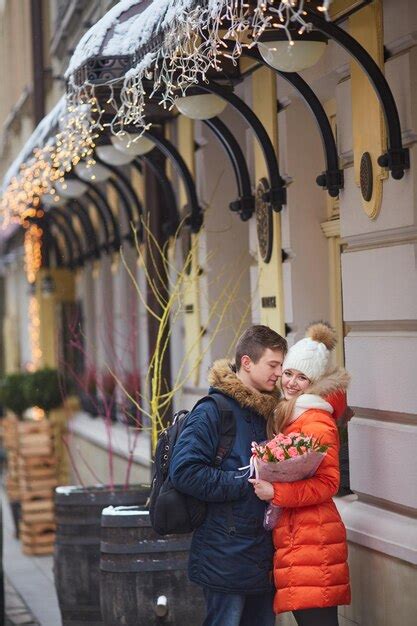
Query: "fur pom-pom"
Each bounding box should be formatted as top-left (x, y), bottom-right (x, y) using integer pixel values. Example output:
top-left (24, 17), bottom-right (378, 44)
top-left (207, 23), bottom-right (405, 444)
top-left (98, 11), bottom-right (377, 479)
top-left (306, 322), bottom-right (337, 350)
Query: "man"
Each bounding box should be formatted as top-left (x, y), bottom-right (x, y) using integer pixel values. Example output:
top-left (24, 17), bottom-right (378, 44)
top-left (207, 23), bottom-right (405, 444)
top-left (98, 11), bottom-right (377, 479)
top-left (170, 325), bottom-right (287, 626)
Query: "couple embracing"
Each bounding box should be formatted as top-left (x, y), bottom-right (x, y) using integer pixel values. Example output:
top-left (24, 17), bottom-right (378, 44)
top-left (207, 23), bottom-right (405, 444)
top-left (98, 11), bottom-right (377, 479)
top-left (170, 324), bottom-right (351, 626)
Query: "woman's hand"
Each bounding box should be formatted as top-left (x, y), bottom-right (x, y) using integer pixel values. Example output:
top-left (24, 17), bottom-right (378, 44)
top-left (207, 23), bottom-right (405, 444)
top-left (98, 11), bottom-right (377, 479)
top-left (248, 478), bottom-right (274, 501)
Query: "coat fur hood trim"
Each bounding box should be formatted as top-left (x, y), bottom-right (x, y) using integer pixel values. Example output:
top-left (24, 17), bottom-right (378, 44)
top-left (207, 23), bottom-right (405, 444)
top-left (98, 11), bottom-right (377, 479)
top-left (306, 366), bottom-right (350, 398)
top-left (208, 359), bottom-right (280, 421)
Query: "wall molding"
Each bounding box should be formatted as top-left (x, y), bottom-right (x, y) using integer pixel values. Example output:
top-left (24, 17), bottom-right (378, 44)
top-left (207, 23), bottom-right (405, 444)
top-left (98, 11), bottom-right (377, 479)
top-left (350, 405), bottom-right (417, 425)
top-left (385, 31), bottom-right (417, 58)
top-left (341, 225), bottom-right (417, 251)
top-left (321, 218), bottom-right (341, 238)
top-left (345, 320), bottom-right (417, 333)
top-left (354, 492), bottom-right (417, 519)
top-left (69, 412), bottom-right (151, 467)
top-left (335, 496), bottom-right (417, 565)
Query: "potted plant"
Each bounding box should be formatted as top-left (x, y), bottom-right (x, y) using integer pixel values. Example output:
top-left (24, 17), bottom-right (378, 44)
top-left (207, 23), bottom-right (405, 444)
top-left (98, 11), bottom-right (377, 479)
top-left (0, 372), bottom-right (33, 535)
top-left (23, 368), bottom-right (65, 414)
top-left (0, 372), bottom-right (32, 419)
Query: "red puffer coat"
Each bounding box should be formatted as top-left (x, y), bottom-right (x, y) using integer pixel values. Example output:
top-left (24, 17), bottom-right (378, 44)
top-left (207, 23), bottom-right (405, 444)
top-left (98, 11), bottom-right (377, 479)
top-left (272, 409), bottom-right (351, 614)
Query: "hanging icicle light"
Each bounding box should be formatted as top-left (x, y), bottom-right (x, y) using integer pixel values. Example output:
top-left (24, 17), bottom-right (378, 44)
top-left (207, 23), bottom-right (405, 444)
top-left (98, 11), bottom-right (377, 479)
top-left (1, 1), bottom-right (334, 229)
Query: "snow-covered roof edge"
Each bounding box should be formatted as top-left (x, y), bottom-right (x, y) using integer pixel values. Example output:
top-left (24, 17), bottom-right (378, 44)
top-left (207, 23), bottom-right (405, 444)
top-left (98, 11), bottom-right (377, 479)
top-left (65, 0), bottom-right (146, 77)
top-left (65, 0), bottom-right (203, 80)
top-left (1, 96), bottom-right (66, 193)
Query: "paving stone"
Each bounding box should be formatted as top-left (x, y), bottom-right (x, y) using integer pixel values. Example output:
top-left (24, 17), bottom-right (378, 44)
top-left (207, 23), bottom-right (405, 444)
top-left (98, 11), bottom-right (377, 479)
top-left (4, 577), bottom-right (39, 626)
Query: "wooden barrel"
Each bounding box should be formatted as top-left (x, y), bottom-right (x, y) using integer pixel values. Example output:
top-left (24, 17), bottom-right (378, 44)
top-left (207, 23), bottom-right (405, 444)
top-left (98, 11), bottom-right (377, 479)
top-left (54, 485), bottom-right (150, 626)
top-left (100, 506), bottom-right (205, 626)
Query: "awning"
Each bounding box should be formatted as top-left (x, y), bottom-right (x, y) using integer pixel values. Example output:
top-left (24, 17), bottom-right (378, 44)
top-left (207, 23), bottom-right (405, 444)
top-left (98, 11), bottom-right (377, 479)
top-left (65, 1), bottom-right (335, 132)
top-left (1, 97), bottom-right (66, 195)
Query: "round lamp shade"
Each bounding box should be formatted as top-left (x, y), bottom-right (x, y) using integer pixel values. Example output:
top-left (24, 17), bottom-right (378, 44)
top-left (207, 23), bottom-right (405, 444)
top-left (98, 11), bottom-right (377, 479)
top-left (258, 31), bottom-right (327, 73)
top-left (111, 133), bottom-right (155, 156)
top-left (175, 93), bottom-right (227, 120)
top-left (75, 160), bottom-right (111, 182)
top-left (55, 179), bottom-right (87, 199)
top-left (42, 193), bottom-right (65, 207)
top-left (95, 144), bottom-right (134, 166)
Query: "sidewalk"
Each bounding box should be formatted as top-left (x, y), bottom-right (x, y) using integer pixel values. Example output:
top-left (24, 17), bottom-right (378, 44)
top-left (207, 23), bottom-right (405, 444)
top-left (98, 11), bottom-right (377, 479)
top-left (2, 488), bottom-right (61, 626)
top-left (5, 577), bottom-right (39, 625)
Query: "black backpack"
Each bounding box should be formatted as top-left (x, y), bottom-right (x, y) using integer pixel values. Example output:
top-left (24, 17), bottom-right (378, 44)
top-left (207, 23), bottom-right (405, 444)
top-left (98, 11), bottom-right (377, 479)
top-left (149, 393), bottom-right (236, 535)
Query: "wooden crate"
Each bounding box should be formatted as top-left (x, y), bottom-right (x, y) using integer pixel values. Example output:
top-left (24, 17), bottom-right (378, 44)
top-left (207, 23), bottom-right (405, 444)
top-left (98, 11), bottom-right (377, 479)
top-left (21, 498), bottom-right (55, 525)
top-left (20, 520), bottom-right (55, 555)
top-left (17, 421), bottom-right (54, 457)
top-left (3, 417), bottom-right (20, 501)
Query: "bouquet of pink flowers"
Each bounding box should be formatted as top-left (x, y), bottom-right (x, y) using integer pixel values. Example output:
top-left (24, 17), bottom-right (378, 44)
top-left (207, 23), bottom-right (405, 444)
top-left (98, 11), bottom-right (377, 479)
top-left (250, 432), bottom-right (329, 530)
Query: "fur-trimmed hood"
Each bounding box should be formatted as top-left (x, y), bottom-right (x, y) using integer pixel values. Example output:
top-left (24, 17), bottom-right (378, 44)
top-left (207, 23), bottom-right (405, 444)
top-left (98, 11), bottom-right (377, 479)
top-left (208, 359), bottom-right (280, 421)
top-left (289, 366), bottom-right (350, 423)
top-left (305, 366), bottom-right (350, 398)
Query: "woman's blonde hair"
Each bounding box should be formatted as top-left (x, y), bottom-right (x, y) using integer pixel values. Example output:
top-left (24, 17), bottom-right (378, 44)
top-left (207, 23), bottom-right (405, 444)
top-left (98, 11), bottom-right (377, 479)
top-left (266, 396), bottom-right (297, 439)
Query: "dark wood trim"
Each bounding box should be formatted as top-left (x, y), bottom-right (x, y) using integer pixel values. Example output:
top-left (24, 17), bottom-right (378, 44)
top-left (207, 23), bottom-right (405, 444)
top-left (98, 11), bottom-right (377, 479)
top-left (345, 320), bottom-right (417, 333)
top-left (351, 406), bottom-right (417, 425)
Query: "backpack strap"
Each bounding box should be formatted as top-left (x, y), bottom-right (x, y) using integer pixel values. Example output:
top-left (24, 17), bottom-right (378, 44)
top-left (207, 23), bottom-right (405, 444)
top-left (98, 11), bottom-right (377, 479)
top-left (191, 393), bottom-right (236, 468)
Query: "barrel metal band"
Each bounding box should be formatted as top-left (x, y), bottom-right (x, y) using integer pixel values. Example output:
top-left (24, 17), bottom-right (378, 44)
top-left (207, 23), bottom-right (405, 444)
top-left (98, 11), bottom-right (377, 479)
top-left (100, 557), bottom-right (188, 573)
top-left (100, 538), bottom-right (191, 554)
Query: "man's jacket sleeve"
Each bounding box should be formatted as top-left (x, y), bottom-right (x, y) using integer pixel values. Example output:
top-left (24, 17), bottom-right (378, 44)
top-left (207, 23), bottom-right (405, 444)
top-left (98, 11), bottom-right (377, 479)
top-left (169, 403), bottom-right (249, 503)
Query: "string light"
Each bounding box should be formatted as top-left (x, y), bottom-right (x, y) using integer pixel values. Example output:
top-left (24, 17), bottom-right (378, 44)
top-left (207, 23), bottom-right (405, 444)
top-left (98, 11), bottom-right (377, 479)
top-left (1, 1), bottom-right (332, 229)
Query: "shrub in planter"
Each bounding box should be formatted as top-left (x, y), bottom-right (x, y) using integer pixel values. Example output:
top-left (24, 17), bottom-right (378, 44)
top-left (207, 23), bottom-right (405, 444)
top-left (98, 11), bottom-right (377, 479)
top-left (23, 368), bottom-right (65, 413)
top-left (0, 372), bottom-right (32, 419)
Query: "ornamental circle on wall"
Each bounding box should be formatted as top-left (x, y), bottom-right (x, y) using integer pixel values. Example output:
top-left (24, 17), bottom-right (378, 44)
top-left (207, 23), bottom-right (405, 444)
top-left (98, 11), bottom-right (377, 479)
top-left (256, 178), bottom-right (273, 264)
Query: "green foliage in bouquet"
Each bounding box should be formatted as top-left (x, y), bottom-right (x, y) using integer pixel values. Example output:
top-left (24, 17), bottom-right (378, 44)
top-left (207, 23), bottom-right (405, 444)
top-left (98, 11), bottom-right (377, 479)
top-left (0, 372), bottom-right (32, 419)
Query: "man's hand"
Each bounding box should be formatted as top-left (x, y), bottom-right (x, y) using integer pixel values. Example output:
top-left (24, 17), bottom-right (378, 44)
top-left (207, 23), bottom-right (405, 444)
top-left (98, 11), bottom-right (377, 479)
top-left (248, 478), bottom-right (274, 501)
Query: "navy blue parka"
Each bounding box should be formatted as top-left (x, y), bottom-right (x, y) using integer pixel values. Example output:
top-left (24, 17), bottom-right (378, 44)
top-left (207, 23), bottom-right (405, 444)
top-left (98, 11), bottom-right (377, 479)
top-left (170, 359), bottom-right (280, 594)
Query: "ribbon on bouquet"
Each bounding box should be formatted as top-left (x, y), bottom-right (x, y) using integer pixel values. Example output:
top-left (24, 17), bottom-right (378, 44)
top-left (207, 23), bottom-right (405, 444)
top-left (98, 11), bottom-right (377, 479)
top-left (235, 453), bottom-right (259, 479)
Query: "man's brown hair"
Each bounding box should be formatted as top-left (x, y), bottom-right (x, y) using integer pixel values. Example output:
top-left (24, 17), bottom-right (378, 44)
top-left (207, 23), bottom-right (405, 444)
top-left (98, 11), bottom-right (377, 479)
top-left (235, 325), bottom-right (287, 371)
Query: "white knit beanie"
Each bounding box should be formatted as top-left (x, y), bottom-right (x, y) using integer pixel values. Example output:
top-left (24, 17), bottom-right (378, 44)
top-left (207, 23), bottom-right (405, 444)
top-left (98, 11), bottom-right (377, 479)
top-left (283, 323), bottom-right (337, 382)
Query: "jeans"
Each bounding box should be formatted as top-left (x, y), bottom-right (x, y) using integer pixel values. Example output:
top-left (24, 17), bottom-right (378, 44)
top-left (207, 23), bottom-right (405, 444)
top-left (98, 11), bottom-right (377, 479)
top-left (293, 606), bottom-right (339, 626)
top-left (202, 588), bottom-right (276, 626)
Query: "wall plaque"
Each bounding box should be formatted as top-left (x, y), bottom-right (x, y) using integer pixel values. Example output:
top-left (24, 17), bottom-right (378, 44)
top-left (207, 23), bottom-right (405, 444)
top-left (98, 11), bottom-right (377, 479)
top-left (256, 178), bottom-right (273, 264)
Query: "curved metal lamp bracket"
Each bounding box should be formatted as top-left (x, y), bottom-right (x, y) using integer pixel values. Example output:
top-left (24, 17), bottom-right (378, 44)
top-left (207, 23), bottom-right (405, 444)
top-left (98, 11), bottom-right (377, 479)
top-left (93, 155), bottom-right (144, 242)
top-left (131, 156), bottom-right (180, 237)
top-left (203, 116), bottom-right (255, 220)
top-left (306, 9), bottom-right (410, 179)
top-left (70, 199), bottom-right (101, 261)
top-left (49, 206), bottom-right (85, 267)
top-left (71, 174), bottom-right (122, 252)
top-left (194, 80), bottom-right (286, 212)
top-left (143, 129), bottom-right (204, 233)
top-left (44, 212), bottom-right (75, 269)
top-left (242, 47), bottom-right (344, 198)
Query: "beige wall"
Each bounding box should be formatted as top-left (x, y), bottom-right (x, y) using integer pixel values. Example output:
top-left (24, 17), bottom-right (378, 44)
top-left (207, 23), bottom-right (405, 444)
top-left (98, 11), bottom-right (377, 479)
top-left (0, 0), bottom-right (33, 181)
top-left (0, 0), bottom-right (32, 129)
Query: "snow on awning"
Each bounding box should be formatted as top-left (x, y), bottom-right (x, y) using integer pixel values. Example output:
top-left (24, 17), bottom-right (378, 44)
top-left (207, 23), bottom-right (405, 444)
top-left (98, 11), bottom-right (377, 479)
top-left (65, 1), bottom-right (333, 134)
top-left (1, 96), bottom-right (66, 194)
top-left (66, 0), bottom-right (198, 84)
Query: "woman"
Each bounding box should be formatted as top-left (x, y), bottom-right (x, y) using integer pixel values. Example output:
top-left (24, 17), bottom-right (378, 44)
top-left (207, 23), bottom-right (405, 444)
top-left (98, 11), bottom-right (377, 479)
top-left (251, 323), bottom-right (351, 626)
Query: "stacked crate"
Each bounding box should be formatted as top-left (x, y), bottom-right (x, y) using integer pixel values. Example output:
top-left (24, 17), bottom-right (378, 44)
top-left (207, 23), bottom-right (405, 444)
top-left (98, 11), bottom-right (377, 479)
top-left (2, 414), bottom-right (20, 503)
top-left (17, 420), bottom-right (58, 555)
